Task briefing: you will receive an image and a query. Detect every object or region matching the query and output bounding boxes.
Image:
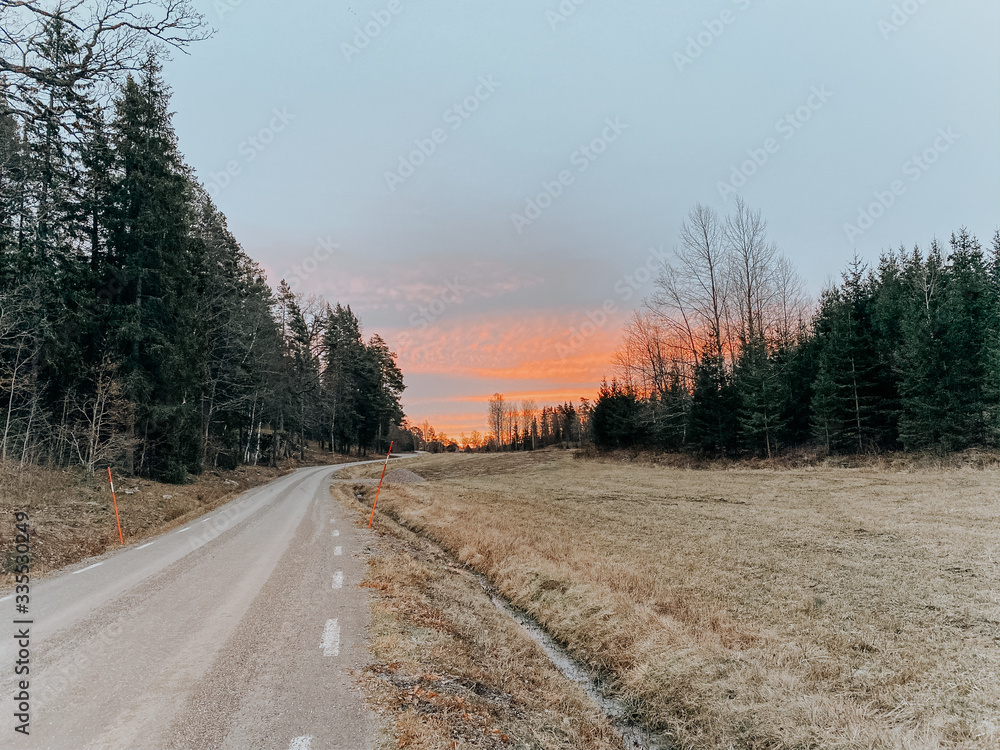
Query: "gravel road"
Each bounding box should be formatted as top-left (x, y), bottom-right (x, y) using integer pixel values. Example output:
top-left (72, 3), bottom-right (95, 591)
top-left (1, 461), bottom-right (392, 750)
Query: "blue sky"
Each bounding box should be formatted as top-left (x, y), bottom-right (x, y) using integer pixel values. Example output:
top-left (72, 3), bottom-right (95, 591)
top-left (163, 0), bottom-right (1000, 436)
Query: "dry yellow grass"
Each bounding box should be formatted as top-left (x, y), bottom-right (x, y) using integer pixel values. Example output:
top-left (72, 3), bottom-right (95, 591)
top-left (331, 480), bottom-right (625, 750)
top-left (348, 451), bottom-right (1000, 750)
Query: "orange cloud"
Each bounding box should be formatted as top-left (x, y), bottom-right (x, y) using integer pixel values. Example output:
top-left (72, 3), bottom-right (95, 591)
top-left (392, 308), bottom-right (622, 383)
top-left (393, 309), bottom-right (620, 436)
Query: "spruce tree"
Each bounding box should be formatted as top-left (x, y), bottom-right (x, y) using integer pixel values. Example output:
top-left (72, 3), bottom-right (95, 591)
top-left (899, 232), bottom-right (994, 451)
top-left (688, 353), bottom-right (738, 454)
top-left (736, 336), bottom-right (789, 458)
top-left (897, 243), bottom-right (950, 450)
top-left (810, 259), bottom-right (898, 453)
top-left (0, 90), bottom-right (24, 281)
top-left (108, 56), bottom-right (198, 479)
top-left (989, 231), bottom-right (1000, 450)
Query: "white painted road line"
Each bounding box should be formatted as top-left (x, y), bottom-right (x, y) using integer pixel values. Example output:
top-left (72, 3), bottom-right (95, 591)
top-left (289, 737), bottom-right (313, 749)
top-left (0, 595), bottom-right (12, 602)
top-left (72, 563), bottom-right (103, 575)
top-left (332, 529), bottom-right (339, 536)
top-left (334, 546), bottom-right (342, 556)
top-left (136, 542), bottom-right (155, 550)
top-left (321, 619), bottom-right (340, 656)
top-left (332, 571), bottom-right (343, 589)
top-left (176, 527), bottom-right (190, 534)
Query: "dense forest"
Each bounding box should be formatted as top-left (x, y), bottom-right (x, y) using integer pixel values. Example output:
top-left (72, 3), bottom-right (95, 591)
top-left (0, 5), bottom-right (405, 480)
top-left (590, 200), bottom-right (1000, 457)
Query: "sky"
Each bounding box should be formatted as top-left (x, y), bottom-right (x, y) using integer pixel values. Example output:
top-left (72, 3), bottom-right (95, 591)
top-left (162, 0), bottom-right (1000, 438)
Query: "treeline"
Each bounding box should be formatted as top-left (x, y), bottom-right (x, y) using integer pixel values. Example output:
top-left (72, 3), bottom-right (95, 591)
top-left (485, 393), bottom-right (588, 450)
top-left (0, 9), bottom-right (404, 480)
top-left (593, 199), bottom-right (1000, 456)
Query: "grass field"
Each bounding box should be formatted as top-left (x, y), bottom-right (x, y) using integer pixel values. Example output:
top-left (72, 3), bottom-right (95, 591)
top-left (345, 451), bottom-right (1000, 750)
top-left (332, 481), bottom-right (628, 749)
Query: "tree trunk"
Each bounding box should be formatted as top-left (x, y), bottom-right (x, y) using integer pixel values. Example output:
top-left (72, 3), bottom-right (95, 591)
top-left (201, 378), bottom-right (217, 471)
top-left (2, 341), bottom-right (24, 461)
top-left (19, 394), bottom-right (36, 466)
top-left (851, 359), bottom-right (863, 453)
top-left (253, 420), bottom-right (262, 466)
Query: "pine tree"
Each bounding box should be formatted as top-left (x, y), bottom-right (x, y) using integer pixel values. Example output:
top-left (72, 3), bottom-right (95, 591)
top-left (107, 56), bottom-right (199, 479)
top-left (364, 334), bottom-right (405, 452)
top-left (24, 15), bottom-right (84, 270)
top-left (775, 323), bottom-right (817, 447)
top-left (648, 365), bottom-right (689, 451)
top-left (323, 303), bottom-right (366, 453)
top-left (0, 90), bottom-right (25, 281)
top-left (810, 259), bottom-right (899, 453)
top-left (939, 230), bottom-right (993, 448)
top-left (897, 243), bottom-right (949, 450)
top-left (79, 113), bottom-right (114, 272)
top-left (736, 336), bottom-right (788, 458)
top-left (899, 232), bottom-right (994, 450)
top-left (688, 353), bottom-right (737, 454)
top-left (988, 231), bottom-right (1000, 450)
top-left (190, 192), bottom-right (276, 469)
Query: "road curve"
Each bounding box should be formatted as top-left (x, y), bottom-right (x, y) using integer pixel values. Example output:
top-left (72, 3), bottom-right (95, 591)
top-left (2, 460), bottom-right (393, 750)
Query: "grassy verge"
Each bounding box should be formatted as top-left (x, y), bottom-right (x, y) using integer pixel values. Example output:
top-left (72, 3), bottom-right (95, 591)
top-left (331, 478), bottom-right (626, 750)
top-left (0, 448), bottom-right (353, 585)
top-left (345, 451), bottom-right (1000, 750)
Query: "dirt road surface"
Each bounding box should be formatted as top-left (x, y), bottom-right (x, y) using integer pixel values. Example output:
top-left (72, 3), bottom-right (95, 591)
top-left (1, 461), bottom-right (393, 750)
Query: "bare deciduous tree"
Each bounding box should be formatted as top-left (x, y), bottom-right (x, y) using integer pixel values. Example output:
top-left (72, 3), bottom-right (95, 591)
top-left (773, 255), bottom-right (810, 344)
top-left (638, 200), bottom-right (810, 384)
top-left (520, 398), bottom-right (537, 448)
top-left (651, 203), bottom-right (731, 365)
top-left (615, 310), bottom-right (675, 399)
top-left (724, 197), bottom-right (778, 346)
top-left (487, 392), bottom-right (505, 450)
top-left (1, 0), bottom-right (209, 117)
top-left (0, 291), bottom-right (40, 462)
top-left (66, 355), bottom-right (137, 470)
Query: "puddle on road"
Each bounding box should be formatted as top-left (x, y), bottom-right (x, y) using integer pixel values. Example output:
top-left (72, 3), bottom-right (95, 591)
top-left (473, 574), bottom-right (672, 750)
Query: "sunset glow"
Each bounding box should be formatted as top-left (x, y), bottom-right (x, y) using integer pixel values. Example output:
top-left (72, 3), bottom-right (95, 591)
top-left (387, 310), bottom-right (618, 436)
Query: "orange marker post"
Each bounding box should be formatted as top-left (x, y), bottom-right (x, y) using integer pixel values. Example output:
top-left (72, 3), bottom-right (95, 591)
top-left (368, 441), bottom-right (394, 529)
top-left (107, 467), bottom-right (124, 545)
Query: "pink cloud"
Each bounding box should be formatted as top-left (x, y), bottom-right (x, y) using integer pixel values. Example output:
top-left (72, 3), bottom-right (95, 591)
top-left (391, 309), bottom-right (623, 435)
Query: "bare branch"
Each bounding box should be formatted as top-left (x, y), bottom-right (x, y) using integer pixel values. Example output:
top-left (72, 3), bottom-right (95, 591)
top-left (1, 0), bottom-right (210, 116)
